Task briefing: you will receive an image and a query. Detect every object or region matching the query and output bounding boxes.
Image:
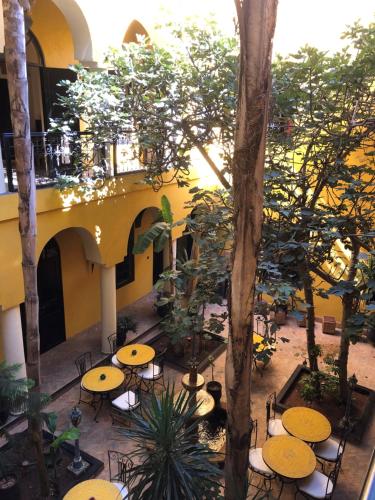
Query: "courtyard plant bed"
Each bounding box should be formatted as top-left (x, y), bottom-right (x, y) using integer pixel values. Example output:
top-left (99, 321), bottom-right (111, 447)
top-left (149, 331), bottom-right (227, 373)
top-left (276, 364), bottom-right (375, 443)
top-left (0, 430), bottom-right (103, 499)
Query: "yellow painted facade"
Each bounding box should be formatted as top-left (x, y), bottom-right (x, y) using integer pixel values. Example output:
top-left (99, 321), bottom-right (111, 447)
top-left (0, 0), bottom-right (369, 365)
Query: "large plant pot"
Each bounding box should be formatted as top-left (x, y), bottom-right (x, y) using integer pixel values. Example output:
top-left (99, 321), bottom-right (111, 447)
top-left (156, 302), bottom-right (172, 318)
top-left (172, 341), bottom-right (184, 358)
top-left (0, 475), bottom-right (21, 500)
top-left (0, 397), bottom-right (10, 426)
top-left (116, 329), bottom-right (127, 348)
top-left (207, 381), bottom-right (222, 407)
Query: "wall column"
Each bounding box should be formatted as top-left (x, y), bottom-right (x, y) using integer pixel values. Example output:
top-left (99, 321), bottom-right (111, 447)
top-left (100, 265), bottom-right (116, 353)
top-left (0, 145), bottom-right (7, 194)
top-left (0, 306), bottom-right (26, 378)
top-left (172, 239), bottom-right (177, 271)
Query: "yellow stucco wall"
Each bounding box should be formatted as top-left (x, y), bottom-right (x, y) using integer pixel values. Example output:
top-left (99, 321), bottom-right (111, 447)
top-left (31, 0), bottom-right (76, 68)
top-left (0, 171), bottom-right (196, 357)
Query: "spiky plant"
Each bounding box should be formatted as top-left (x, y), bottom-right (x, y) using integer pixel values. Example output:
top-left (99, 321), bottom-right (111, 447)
top-left (120, 386), bottom-right (222, 499)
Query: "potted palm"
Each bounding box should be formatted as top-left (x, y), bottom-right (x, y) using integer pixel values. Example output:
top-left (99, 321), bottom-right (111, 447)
top-left (120, 386), bottom-right (221, 499)
top-left (116, 315), bottom-right (137, 347)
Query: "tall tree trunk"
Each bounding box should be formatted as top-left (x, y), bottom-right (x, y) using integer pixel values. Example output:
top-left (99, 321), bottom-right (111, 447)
top-left (338, 239), bottom-right (360, 402)
top-left (300, 263), bottom-right (319, 371)
top-left (225, 2), bottom-right (277, 499)
top-left (3, 1), bottom-right (49, 497)
top-left (3, 0), bottom-right (40, 386)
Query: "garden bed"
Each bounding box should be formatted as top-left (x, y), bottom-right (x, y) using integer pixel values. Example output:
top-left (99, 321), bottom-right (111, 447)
top-left (276, 364), bottom-right (375, 443)
top-left (149, 331), bottom-right (227, 372)
top-left (0, 431), bottom-right (103, 499)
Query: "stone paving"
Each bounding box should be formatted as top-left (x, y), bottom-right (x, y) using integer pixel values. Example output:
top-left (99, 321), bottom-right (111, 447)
top-left (8, 300), bottom-right (375, 499)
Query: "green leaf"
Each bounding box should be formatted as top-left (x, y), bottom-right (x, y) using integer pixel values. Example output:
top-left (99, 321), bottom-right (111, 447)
top-left (161, 195), bottom-right (173, 224)
top-left (133, 222), bottom-right (167, 253)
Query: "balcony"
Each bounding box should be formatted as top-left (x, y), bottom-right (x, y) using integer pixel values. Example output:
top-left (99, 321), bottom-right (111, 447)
top-left (0, 131), bottom-right (144, 193)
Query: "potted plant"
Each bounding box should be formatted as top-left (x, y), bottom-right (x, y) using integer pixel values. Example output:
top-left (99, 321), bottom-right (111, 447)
top-left (206, 356), bottom-right (222, 407)
top-left (116, 315), bottom-right (137, 347)
top-left (0, 362), bottom-right (31, 426)
top-left (0, 462), bottom-right (20, 500)
top-left (119, 386), bottom-right (221, 499)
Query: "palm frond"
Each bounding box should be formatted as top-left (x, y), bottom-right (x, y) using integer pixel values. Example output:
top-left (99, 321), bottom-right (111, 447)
top-left (133, 222), bottom-right (168, 254)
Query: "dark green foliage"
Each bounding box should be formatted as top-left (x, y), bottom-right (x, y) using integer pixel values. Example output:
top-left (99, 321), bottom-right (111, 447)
top-left (120, 386), bottom-right (222, 499)
top-left (53, 21), bottom-right (238, 189)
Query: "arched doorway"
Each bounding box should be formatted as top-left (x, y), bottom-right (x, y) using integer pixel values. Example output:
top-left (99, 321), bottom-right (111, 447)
top-left (37, 237), bottom-right (66, 353)
top-left (123, 20), bottom-right (149, 43)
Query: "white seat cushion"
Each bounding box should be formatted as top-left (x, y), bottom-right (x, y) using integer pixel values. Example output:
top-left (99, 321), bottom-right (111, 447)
top-left (268, 418), bottom-right (289, 436)
top-left (111, 354), bottom-right (123, 368)
top-left (113, 481), bottom-right (128, 499)
top-left (298, 470), bottom-right (333, 499)
top-left (314, 438), bottom-right (340, 461)
top-left (112, 391), bottom-right (140, 411)
top-left (138, 363), bottom-right (161, 380)
top-left (249, 448), bottom-right (274, 476)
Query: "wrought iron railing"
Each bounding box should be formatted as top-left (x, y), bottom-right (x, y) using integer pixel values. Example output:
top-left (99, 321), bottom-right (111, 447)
top-left (0, 131), bottom-right (143, 192)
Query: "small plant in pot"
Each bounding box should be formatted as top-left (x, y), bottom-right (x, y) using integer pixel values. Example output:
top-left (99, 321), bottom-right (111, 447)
top-left (116, 315), bottom-right (137, 347)
top-left (206, 356), bottom-right (222, 407)
top-left (0, 458), bottom-right (20, 500)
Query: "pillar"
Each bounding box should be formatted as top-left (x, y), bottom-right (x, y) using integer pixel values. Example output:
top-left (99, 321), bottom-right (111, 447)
top-left (0, 145), bottom-right (6, 194)
top-left (0, 305), bottom-right (27, 378)
top-left (172, 239), bottom-right (177, 271)
top-left (100, 265), bottom-right (116, 353)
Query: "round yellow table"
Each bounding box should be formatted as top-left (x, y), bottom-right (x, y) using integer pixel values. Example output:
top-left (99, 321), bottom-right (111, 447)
top-left (63, 479), bottom-right (122, 500)
top-left (81, 366), bottom-right (125, 393)
top-left (282, 406), bottom-right (331, 443)
top-left (81, 366), bottom-right (125, 421)
top-left (262, 435), bottom-right (316, 479)
top-left (182, 373), bottom-right (205, 391)
top-left (117, 344), bottom-right (155, 367)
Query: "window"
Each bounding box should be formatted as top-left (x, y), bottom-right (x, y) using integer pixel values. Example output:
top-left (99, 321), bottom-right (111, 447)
top-left (116, 224), bottom-right (135, 288)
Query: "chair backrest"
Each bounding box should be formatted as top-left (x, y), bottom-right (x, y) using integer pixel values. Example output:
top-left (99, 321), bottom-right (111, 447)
top-left (154, 347), bottom-right (167, 373)
top-left (327, 452), bottom-right (343, 497)
top-left (75, 352), bottom-right (92, 377)
top-left (108, 450), bottom-right (134, 485)
top-left (107, 333), bottom-right (118, 354)
top-left (266, 392), bottom-right (276, 422)
top-left (249, 418), bottom-right (258, 449)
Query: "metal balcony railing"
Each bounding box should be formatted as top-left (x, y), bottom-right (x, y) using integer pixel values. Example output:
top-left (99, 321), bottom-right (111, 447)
top-left (0, 131), bottom-right (143, 192)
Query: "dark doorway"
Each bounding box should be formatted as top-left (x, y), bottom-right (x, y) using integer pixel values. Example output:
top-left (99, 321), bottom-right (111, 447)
top-left (37, 237), bottom-right (66, 353)
top-left (0, 79), bottom-right (12, 133)
top-left (153, 246), bottom-right (164, 285)
top-left (177, 233), bottom-right (193, 262)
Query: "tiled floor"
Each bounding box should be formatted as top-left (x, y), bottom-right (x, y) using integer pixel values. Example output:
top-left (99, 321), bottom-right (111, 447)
top-left (8, 301), bottom-right (375, 499)
top-left (39, 291), bottom-right (160, 395)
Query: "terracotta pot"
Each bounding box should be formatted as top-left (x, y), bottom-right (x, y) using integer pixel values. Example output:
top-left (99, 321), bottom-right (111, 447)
top-left (0, 476), bottom-right (21, 500)
top-left (207, 381), bottom-right (222, 407)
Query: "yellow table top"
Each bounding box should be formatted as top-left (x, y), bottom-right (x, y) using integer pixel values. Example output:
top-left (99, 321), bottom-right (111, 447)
top-left (117, 344), bottom-right (155, 366)
top-left (63, 479), bottom-right (121, 500)
top-left (182, 373), bottom-right (205, 391)
top-left (282, 406), bottom-right (331, 443)
top-left (81, 366), bottom-right (124, 393)
top-left (262, 435), bottom-right (316, 479)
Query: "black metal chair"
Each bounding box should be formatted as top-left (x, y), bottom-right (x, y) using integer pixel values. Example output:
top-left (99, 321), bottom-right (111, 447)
top-left (266, 392), bottom-right (288, 438)
top-left (111, 383), bottom-right (142, 427)
top-left (137, 347), bottom-right (167, 394)
top-left (314, 430), bottom-right (348, 473)
top-left (108, 333), bottom-right (124, 369)
top-left (108, 450), bottom-right (134, 499)
top-left (248, 418), bottom-right (276, 498)
top-left (75, 352), bottom-right (95, 407)
top-left (296, 452), bottom-right (343, 499)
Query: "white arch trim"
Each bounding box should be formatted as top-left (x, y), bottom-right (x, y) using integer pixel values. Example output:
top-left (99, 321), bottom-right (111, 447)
top-left (51, 0), bottom-right (94, 63)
